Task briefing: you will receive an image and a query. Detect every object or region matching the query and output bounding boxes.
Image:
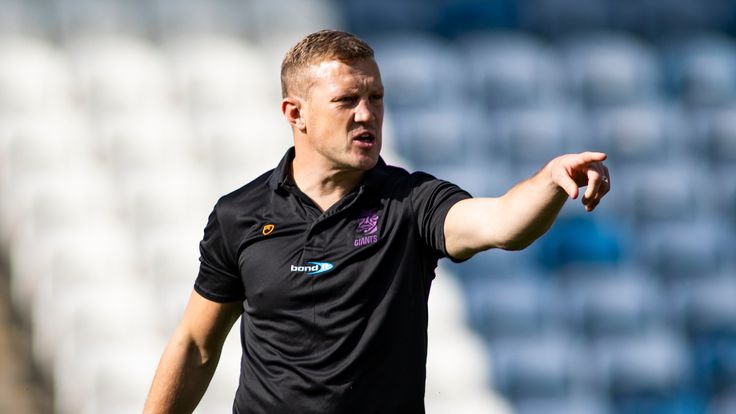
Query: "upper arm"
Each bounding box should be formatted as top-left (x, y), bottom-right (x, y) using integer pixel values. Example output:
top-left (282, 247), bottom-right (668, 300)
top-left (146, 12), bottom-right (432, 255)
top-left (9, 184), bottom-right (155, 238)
top-left (444, 197), bottom-right (504, 261)
top-left (176, 289), bottom-right (243, 358)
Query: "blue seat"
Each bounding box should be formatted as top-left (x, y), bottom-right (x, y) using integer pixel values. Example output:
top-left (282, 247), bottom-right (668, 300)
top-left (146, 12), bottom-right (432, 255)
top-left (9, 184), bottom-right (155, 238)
top-left (517, 0), bottom-right (610, 37)
top-left (457, 32), bottom-right (565, 109)
top-left (614, 162), bottom-right (708, 226)
top-left (560, 265), bottom-right (663, 339)
top-left (389, 105), bottom-right (491, 170)
top-left (637, 218), bottom-right (728, 280)
top-left (435, 0), bottom-right (519, 38)
top-left (589, 102), bottom-right (691, 167)
top-left (514, 393), bottom-right (611, 414)
top-left (491, 105), bottom-right (587, 167)
top-left (671, 273), bottom-right (736, 393)
top-left (341, 0), bottom-right (441, 36)
top-left (560, 32), bottom-right (661, 108)
top-left (536, 214), bottom-right (624, 270)
top-left (661, 33), bottom-right (736, 107)
top-left (463, 274), bottom-right (552, 340)
top-left (690, 104), bottom-right (736, 165)
top-left (489, 332), bottom-right (586, 400)
top-left (371, 33), bottom-right (467, 111)
top-left (592, 329), bottom-right (691, 397)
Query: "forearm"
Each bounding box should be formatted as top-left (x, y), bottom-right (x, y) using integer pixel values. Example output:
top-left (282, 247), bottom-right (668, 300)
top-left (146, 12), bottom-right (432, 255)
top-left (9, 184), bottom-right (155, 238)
top-left (492, 164), bottom-right (568, 250)
top-left (144, 331), bottom-right (221, 413)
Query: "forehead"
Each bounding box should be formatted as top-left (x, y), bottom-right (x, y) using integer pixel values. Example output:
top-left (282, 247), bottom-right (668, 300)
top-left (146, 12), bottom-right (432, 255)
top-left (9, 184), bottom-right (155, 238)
top-left (307, 59), bottom-right (383, 94)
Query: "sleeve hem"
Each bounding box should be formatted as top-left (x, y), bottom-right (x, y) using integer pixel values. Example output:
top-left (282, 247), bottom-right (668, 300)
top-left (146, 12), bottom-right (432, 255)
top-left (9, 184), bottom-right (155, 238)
top-left (194, 283), bottom-right (245, 303)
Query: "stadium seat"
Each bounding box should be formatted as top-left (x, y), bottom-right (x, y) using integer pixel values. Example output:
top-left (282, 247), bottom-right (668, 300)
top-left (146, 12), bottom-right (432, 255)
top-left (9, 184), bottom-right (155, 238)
top-left (390, 105), bottom-right (492, 170)
top-left (518, 0), bottom-right (610, 37)
top-left (559, 32), bottom-right (661, 107)
top-left (248, 0), bottom-right (344, 44)
top-left (613, 162), bottom-right (708, 226)
top-left (637, 218), bottom-right (729, 280)
top-left (490, 105), bottom-right (586, 167)
top-left (513, 393), bottom-right (611, 414)
top-left (371, 33), bottom-right (467, 111)
top-left (457, 31), bottom-right (565, 109)
top-left (661, 33), bottom-right (736, 107)
top-left (192, 108), bottom-right (292, 194)
top-left (155, 0), bottom-right (255, 38)
top-left (341, 0), bottom-right (441, 36)
top-left (65, 33), bottom-right (176, 115)
top-left (164, 33), bottom-right (279, 114)
top-left (560, 265), bottom-right (664, 338)
top-left (0, 35), bottom-right (74, 114)
top-left (1, 170), bottom-right (117, 248)
top-left (434, 0), bottom-right (519, 38)
top-left (489, 332), bottom-right (588, 400)
top-left (464, 274), bottom-right (555, 340)
top-left (591, 328), bottom-right (691, 398)
top-left (589, 101), bottom-right (691, 166)
top-left (53, 0), bottom-right (155, 37)
top-left (690, 104), bottom-right (736, 165)
top-left (0, 0), bottom-right (50, 36)
top-left (118, 168), bottom-right (214, 239)
top-left (536, 214), bottom-right (624, 270)
top-left (95, 110), bottom-right (198, 177)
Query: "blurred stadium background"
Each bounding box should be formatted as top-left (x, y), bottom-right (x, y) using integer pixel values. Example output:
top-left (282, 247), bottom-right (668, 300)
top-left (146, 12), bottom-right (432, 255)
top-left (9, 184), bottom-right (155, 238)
top-left (0, 0), bottom-right (735, 413)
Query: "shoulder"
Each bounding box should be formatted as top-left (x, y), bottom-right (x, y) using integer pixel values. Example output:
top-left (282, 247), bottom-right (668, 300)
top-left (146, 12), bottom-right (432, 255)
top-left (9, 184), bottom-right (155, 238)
top-left (368, 163), bottom-right (439, 191)
top-left (214, 169), bottom-right (274, 215)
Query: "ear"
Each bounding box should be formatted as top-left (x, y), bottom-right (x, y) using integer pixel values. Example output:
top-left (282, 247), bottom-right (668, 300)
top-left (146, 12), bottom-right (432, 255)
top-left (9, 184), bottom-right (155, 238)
top-left (281, 97), bottom-right (306, 133)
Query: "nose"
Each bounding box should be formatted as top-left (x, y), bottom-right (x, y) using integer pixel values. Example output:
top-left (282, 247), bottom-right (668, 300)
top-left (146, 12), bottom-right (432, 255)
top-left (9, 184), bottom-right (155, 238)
top-left (354, 98), bottom-right (374, 123)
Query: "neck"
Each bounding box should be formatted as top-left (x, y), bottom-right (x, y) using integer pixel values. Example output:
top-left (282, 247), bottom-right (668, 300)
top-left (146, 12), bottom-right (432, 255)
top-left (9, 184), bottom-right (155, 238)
top-left (291, 153), bottom-right (365, 213)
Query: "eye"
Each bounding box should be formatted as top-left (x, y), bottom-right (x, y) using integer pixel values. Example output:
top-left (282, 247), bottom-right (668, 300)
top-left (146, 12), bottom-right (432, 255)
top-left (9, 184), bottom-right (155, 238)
top-left (335, 95), bottom-right (358, 105)
top-left (370, 94), bottom-right (384, 102)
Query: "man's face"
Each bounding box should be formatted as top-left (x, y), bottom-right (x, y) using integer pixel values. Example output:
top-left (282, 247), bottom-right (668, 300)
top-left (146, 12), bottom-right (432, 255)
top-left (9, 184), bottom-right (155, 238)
top-left (299, 58), bottom-right (384, 172)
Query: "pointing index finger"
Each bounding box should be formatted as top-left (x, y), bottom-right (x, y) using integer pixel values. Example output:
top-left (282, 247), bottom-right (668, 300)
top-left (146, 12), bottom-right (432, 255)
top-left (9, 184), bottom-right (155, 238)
top-left (579, 151), bottom-right (607, 164)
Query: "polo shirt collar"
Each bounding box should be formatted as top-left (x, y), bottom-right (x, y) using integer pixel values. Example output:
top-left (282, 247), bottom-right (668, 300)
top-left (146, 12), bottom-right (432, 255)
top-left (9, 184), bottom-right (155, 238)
top-left (267, 147), bottom-right (388, 193)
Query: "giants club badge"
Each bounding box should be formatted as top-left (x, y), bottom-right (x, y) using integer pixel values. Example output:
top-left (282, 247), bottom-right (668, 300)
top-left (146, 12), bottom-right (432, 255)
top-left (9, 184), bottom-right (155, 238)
top-left (354, 209), bottom-right (379, 247)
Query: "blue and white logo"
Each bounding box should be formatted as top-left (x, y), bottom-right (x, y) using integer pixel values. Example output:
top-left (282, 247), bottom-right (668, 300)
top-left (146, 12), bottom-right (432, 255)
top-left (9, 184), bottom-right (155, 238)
top-left (290, 261), bottom-right (334, 275)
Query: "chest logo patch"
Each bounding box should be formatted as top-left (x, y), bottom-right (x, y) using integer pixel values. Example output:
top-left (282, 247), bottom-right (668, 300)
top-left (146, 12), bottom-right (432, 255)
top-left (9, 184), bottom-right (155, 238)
top-left (262, 224), bottom-right (275, 236)
top-left (291, 261), bottom-right (334, 275)
top-left (354, 209), bottom-right (380, 247)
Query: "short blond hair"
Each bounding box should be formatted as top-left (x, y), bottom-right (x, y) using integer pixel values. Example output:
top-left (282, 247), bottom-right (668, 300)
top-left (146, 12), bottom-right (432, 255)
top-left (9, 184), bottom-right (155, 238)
top-left (281, 29), bottom-right (375, 98)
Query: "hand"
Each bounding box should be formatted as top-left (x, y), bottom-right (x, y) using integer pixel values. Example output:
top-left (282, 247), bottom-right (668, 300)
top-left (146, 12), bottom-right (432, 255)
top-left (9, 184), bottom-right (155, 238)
top-left (547, 151), bottom-right (611, 212)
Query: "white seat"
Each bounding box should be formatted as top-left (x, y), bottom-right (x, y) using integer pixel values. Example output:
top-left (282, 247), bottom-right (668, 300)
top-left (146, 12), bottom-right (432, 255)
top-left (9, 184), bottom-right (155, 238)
top-left (165, 33), bottom-right (279, 113)
top-left (1, 169), bottom-right (117, 247)
top-left (66, 33), bottom-right (176, 115)
top-left (0, 35), bottom-right (74, 114)
top-left (9, 222), bottom-right (135, 321)
top-left (118, 168), bottom-right (214, 238)
top-left (0, 111), bottom-right (96, 190)
top-left (55, 338), bottom-right (163, 414)
top-left (193, 108), bottom-right (291, 194)
top-left (248, 0), bottom-right (343, 44)
top-left (95, 110), bottom-right (199, 177)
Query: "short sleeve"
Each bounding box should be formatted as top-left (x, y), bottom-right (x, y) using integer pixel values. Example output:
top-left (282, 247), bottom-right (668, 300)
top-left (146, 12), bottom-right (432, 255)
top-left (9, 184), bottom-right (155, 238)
top-left (194, 203), bottom-right (246, 303)
top-left (409, 173), bottom-right (472, 260)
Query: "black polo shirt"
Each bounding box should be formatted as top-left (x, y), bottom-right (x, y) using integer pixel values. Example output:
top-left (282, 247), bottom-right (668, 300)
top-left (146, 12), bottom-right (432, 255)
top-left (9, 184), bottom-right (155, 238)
top-left (195, 147), bottom-right (471, 414)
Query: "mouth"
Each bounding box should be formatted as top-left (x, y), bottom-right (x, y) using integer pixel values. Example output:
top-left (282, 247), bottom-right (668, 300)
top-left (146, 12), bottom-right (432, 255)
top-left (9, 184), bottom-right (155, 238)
top-left (353, 131), bottom-right (376, 144)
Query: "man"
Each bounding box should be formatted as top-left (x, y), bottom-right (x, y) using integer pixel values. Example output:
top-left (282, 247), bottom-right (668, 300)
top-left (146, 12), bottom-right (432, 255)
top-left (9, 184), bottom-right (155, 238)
top-left (144, 30), bottom-right (610, 413)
